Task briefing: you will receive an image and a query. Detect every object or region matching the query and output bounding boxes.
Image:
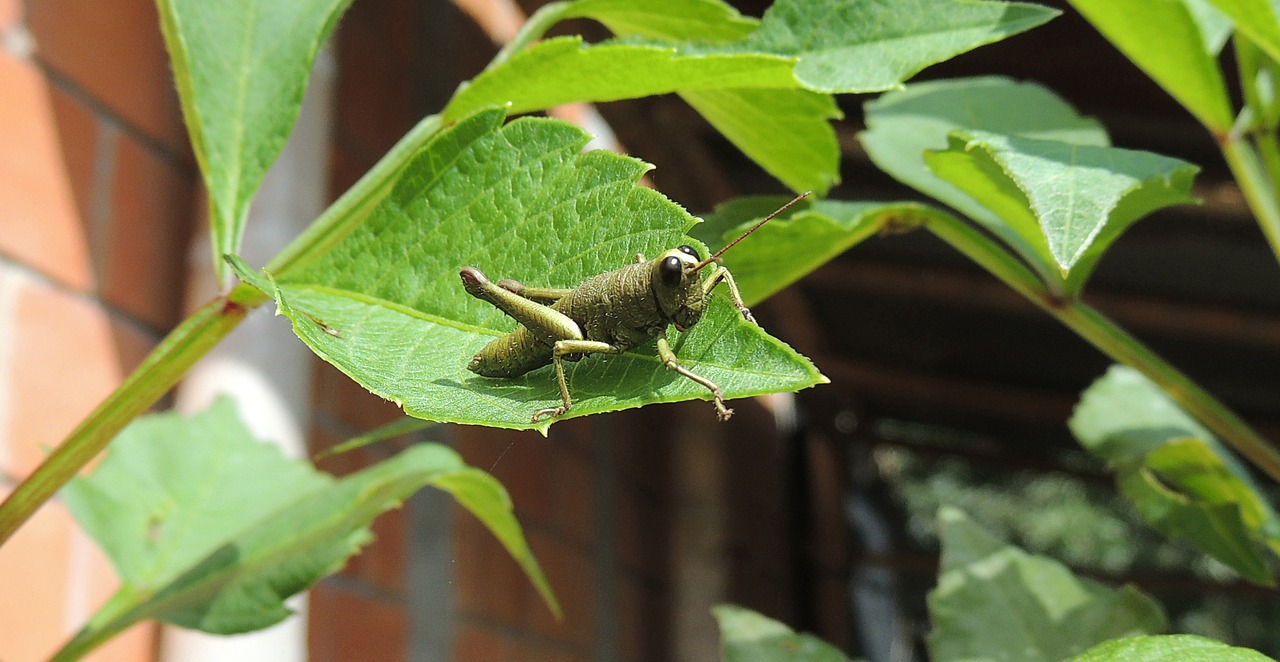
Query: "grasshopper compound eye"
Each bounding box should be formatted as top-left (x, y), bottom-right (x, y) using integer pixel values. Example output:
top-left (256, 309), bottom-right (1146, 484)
top-left (677, 245), bottom-right (700, 260)
top-left (660, 255), bottom-right (683, 286)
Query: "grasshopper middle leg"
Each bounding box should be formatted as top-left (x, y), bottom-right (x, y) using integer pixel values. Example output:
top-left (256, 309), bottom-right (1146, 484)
top-left (534, 339), bottom-right (624, 422)
top-left (656, 332), bottom-right (733, 421)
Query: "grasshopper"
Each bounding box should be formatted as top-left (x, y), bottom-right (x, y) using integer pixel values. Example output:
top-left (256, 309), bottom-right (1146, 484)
top-left (460, 193), bottom-right (808, 423)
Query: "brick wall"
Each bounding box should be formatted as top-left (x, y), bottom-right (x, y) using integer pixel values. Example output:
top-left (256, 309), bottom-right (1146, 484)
top-left (0, 0), bottom-right (194, 658)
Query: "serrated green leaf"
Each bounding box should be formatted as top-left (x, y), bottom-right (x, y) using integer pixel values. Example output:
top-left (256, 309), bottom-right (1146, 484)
top-left (443, 37), bottom-right (800, 121)
top-left (447, 1), bottom-right (1055, 193)
top-left (62, 398), bottom-right (328, 589)
top-left (1067, 0), bottom-right (1235, 132)
top-left (741, 0), bottom-right (1058, 93)
top-left (1067, 634), bottom-right (1277, 662)
top-left (681, 88), bottom-right (842, 195)
top-left (149, 444), bottom-right (557, 633)
top-left (861, 76), bottom-right (1109, 285)
top-left (924, 129), bottom-right (1198, 290)
top-left (253, 108), bottom-right (823, 431)
top-left (714, 603), bottom-right (855, 662)
top-left (58, 398), bottom-right (555, 657)
top-left (447, 0), bottom-right (1057, 120)
top-left (1069, 365), bottom-right (1280, 584)
top-left (563, 0), bottom-right (842, 197)
top-left (692, 197), bottom-right (921, 306)
top-left (927, 507), bottom-right (1167, 662)
top-left (157, 0), bottom-right (351, 281)
top-left (562, 0), bottom-right (759, 40)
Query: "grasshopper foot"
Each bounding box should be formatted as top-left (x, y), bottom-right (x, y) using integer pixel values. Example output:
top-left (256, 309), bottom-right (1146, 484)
top-left (459, 266), bottom-right (490, 297)
top-left (532, 405), bottom-right (567, 422)
top-left (714, 401), bottom-right (735, 422)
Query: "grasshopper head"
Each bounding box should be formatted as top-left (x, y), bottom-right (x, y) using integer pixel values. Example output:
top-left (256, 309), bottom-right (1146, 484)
top-left (652, 245), bottom-right (706, 332)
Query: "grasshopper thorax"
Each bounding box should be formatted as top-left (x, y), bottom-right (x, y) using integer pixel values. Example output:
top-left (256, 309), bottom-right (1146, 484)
top-left (651, 245), bottom-right (706, 332)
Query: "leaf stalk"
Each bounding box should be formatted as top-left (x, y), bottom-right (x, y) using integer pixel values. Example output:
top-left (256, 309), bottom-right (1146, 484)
top-left (919, 211), bottom-right (1280, 483)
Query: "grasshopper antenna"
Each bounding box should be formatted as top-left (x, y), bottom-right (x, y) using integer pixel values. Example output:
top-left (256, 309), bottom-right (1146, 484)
top-left (694, 191), bottom-right (812, 272)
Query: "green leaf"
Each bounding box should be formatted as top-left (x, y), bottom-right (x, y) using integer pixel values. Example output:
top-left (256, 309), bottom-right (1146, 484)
top-left (928, 507), bottom-right (1167, 662)
top-left (446, 0), bottom-right (1058, 119)
top-left (861, 76), bottom-right (1109, 286)
top-left (446, 1), bottom-right (1055, 193)
top-left (1186, 0), bottom-right (1235, 54)
top-left (1069, 365), bottom-right (1280, 584)
top-left (1067, 0), bottom-right (1235, 132)
top-left (1117, 440), bottom-right (1275, 584)
top-left (443, 37), bottom-right (800, 121)
top-left (1206, 1), bottom-right (1280, 64)
top-left (250, 108), bottom-right (824, 431)
top-left (924, 129), bottom-right (1198, 291)
top-left (62, 398), bottom-right (327, 589)
top-left (691, 196), bottom-right (919, 306)
top-left (314, 415), bottom-right (438, 460)
top-left (681, 88), bottom-right (843, 195)
top-left (563, 1), bottom-right (843, 197)
top-left (1067, 634), bottom-right (1277, 662)
top-left (739, 0), bottom-right (1059, 93)
top-left (562, 0), bottom-right (759, 40)
top-left (714, 603), bottom-right (855, 662)
top-left (1070, 365), bottom-right (1221, 463)
top-left (59, 398), bottom-right (555, 656)
top-left (156, 0), bottom-right (351, 281)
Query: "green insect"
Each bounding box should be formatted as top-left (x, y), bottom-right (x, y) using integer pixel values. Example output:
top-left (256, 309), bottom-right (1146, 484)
top-left (459, 193), bottom-right (807, 423)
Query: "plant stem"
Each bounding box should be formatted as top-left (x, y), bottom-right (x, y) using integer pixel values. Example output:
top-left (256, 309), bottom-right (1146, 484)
top-left (486, 1), bottom-right (571, 72)
top-left (922, 211), bottom-right (1280, 483)
top-left (0, 286), bottom-right (259, 545)
top-left (1221, 137), bottom-right (1280, 265)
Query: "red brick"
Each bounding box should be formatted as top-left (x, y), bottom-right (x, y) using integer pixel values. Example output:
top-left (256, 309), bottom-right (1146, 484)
top-left (526, 530), bottom-right (596, 650)
top-left (614, 483), bottom-right (666, 579)
top-left (530, 643), bottom-right (590, 662)
top-left (101, 134), bottom-right (194, 329)
top-left (807, 437), bottom-right (849, 570)
top-left (0, 52), bottom-right (94, 290)
top-left (46, 85), bottom-right (100, 234)
top-left (312, 360), bottom-right (406, 432)
top-left (454, 621), bottom-right (516, 660)
top-left (453, 425), bottom-right (554, 525)
top-left (335, 3), bottom-right (422, 157)
top-left (453, 506), bottom-right (529, 626)
top-left (553, 449), bottom-right (596, 545)
top-left (0, 497), bottom-right (155, 661)
top-left (309, 583), bottom-right (406, 662)
top-left (0, 0), bottom-right (19, 30)
top-left (342, 502), bottom-right (406, 593)
top-left (813, 574), bottom-right (852, 652)
top-left (2, 272), bottom-right (129, 478)
top-left (27, 0), bottom-right (189, 154)
top-left (0, 498), bottom-right (76, 659)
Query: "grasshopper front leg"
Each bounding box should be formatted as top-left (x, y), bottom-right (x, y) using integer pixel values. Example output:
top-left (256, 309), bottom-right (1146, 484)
top-left (656, 332), bottom-right (733, 421)
top-left (703, 265), bottom-right (755, 324)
